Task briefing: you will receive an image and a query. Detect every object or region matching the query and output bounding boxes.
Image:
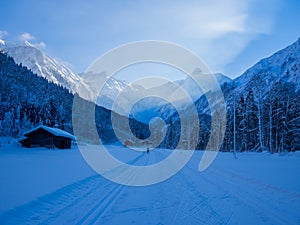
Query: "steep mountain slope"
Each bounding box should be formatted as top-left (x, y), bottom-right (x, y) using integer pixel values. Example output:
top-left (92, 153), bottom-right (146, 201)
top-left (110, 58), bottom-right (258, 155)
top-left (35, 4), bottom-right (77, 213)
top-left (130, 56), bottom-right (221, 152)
top-left (162, 38), bottom-right (300, 152)
top-left (234, 37), bottom-right (300, 94)
top-left (4, 43), bottom-right (135, 112)
top-left (150, 73), bottom-right (231, 102)
top-left (83, 72), bottom-right (231, 122)
top-left (79, 71), bottom-right (139, 112)
top-left (192, 38), bottom-right (300, 115)
top-left (5, 42), bottom-right (85, 93)
top-left (4, 43), bottom-right (233, 122)
top-left (0, 52), bottom-right (150, 143)
top-left (4, 44), bottom-right (146, 115)
top-left (156, 73), bottom-right (231, 122)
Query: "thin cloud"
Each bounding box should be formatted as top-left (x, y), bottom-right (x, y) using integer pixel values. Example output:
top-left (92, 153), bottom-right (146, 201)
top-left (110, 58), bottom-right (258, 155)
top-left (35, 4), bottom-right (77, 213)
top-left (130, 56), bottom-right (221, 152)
top-left (20, 32), bottom-right (35, 41)
top-left (0, 30), bottom-right (8, 39)
top-left (20, 32), bottom-right (46, 49)
top-left (110, 0), bottom-right (279, 74)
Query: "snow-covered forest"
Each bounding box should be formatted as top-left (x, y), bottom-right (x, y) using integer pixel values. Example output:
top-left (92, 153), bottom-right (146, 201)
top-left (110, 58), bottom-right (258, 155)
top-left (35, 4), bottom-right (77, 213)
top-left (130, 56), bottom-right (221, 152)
top-left (158, 38), bottom-right (300, 152)
top-left (0, 51), bottom-right (149, 144)
top-left (0, 38), bottom-right (300, 152)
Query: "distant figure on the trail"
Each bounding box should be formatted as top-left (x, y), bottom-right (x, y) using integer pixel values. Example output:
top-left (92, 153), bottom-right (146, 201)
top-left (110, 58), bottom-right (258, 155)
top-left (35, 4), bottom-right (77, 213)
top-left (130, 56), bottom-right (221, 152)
top-left (146, 147), bottom-right (150, 154)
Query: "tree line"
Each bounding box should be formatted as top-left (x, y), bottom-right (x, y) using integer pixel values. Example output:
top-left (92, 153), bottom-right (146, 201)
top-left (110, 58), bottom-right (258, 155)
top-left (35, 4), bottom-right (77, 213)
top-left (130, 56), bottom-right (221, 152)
top-left (0, 52), bottom-right (149, 143)
top-left (160, 80), bottom-right (300, 153)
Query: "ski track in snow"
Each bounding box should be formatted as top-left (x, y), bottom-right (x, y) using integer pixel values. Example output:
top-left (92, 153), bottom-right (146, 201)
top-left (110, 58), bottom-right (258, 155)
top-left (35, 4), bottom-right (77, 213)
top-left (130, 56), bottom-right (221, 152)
top-left (0, 149), bottom-right (299, 224)
top-left (0, 152), bottom-right (146, 225)
top-left (75, 153), bottom-right (149, 225)
top-left (208, 168), bottom-right (300, 224)
top-left (180, 153), bottom-right (300, 225)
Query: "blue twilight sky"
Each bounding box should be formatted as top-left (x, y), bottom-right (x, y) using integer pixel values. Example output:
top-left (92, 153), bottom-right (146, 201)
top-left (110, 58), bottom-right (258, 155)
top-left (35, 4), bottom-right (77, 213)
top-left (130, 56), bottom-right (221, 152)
top-left (0, 0), bottom-right (299, 79)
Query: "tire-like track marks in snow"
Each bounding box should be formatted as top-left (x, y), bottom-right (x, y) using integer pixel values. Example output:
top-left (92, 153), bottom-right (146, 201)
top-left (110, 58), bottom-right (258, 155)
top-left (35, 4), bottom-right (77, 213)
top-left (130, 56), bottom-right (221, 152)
top-left (0, 152), bottom-right (146, 225)
top-left (182, 156), bottom-right (300, 224)
top-left (104, 150), bottom-right (228, 225)
top-left (1, 150), bottom-right (299, 224)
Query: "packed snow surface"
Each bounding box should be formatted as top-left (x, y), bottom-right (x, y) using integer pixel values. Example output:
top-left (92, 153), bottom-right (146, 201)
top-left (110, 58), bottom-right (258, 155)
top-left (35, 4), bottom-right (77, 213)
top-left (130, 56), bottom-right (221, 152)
top-left (0, 143), bottom-right (299, 224)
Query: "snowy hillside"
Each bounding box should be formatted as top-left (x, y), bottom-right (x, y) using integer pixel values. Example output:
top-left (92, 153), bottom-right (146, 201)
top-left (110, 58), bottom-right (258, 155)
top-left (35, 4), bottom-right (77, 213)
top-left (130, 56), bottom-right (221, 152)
top-left (174, 73), bottom-right (231, 101)
top-left (4, 44), bottom-right (153, 115)
top-left (4, 43), bottom-right (233, 121)
top-left (2, 37), bottom-right (299, 152)
top-left (5, 42), bottom-right (85, 94)
top-left (4, 43), bottom-right (140, 113)
top-left (235, 37), bottom-right (300, 93)
top-left (82, 72), bottom-right (231, 122)
top-left (0, 52), bottom-right (149, 143)
top-left (162, 38), bottom-right (300, 152)
top-left (79, 71), bottom-right (129, 110)
top-left (129, 73), bottom-right (231, 123)
top-left (190, 38), bottom-right (300, 116)
top-left (157, 73), bottom-right (231, 121)
top-left (151, 73), bottom-right (231, 102)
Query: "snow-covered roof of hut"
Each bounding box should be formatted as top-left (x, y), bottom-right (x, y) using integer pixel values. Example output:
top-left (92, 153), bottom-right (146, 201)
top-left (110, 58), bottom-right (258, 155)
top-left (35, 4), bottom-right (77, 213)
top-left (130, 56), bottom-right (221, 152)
top-left (24, 125), bottom-right (75, 140)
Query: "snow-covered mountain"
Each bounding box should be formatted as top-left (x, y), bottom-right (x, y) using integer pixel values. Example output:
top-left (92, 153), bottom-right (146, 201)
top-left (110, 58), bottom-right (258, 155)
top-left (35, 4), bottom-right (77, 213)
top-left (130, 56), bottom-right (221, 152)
top-left (4, 43), bottom-right (130, 111)
top-left (1, 37), bottom-right (299, 152)
top-left (190, 37), bottom-right (300, 116)
top-left (3, 43), bottom-right (146, 114)
top-left (162, 38), bottom-right (300, 152)
top-left (0, 51), bottom-right (149, 142)
top-left (4, 42), bottom-right (233, 121)
top-left (78, 71), bottom-right (129, 110)
top-left (234, 37), bottom-right (300, 94)
top-left (5, 42), bottom-right (84, 94)
top-left (78, 69), bottom-right (232, 122)
top-left (156, 73), bottom-right (231, 121)
top-left (121, 73), bottom-right (231, 123)
top-left (174, 73), bottom-right (231, 101)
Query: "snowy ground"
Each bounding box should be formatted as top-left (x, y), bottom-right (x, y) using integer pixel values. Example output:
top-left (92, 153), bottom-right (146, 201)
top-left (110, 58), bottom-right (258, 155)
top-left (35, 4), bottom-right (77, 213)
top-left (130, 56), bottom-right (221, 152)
top-left (0, 142), bottom-right (300, 224)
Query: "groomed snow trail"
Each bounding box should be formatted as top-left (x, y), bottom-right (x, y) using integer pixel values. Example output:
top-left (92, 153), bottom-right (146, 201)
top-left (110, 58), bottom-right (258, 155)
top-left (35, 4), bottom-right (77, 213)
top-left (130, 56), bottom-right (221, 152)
top-left (0, 148), bottom-right (299, 224)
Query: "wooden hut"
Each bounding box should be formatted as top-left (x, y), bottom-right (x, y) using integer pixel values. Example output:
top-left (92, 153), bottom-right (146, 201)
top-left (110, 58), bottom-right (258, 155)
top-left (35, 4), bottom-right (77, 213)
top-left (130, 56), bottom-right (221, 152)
top-left (19, 125), bottom-right (75, 149)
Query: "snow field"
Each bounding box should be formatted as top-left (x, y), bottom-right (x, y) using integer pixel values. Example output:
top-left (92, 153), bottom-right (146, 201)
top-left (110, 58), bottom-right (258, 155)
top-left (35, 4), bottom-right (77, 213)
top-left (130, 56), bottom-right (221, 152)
top-left (0, 143), bottom-right (299, 224)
